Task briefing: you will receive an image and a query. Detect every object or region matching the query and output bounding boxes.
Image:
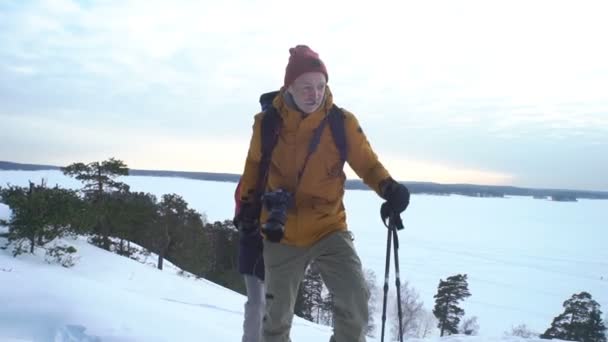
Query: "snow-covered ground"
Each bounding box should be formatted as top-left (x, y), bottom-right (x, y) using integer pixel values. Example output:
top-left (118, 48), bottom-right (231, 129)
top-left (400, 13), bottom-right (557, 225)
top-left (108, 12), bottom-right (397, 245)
top-left (0, 223), bottom-right (333, 341)
top-left (0, 223), bottom-right (568, 342)
top-left (1, 170), bottom-right (606, 341)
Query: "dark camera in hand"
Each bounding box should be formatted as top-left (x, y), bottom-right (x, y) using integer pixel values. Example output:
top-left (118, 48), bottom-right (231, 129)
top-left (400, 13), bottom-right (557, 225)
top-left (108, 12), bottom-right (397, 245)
top-left (261, 188), bottom-right (292, 242)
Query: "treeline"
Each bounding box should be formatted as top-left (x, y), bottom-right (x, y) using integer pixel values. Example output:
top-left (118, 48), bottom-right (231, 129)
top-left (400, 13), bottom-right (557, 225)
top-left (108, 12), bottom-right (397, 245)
top-left (393, 272), bottom-right (606, 341)
top-left (0, 158), bottom-right (243, 292)
top-left (3, 160), bottom-right (608, 200)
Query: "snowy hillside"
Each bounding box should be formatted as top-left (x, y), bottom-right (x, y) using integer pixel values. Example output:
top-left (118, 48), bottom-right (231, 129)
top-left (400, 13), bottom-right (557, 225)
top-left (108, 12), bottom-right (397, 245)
top-left (0, 210), bottom-right (567, 342)
top-left (0, 216), bottom-right (333, 341)
top-left (1, 170), bottom-right (606, 341)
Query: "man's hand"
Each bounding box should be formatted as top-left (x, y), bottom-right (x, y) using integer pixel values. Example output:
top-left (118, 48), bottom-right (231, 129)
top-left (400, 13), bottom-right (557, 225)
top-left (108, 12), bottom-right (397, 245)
top-left (380, 178), bottom-right (410, 214)
top-left (233, 202), bottom-right (259, 233)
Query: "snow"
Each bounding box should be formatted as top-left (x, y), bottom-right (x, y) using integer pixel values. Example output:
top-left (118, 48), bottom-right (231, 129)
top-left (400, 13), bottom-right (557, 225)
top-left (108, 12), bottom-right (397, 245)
top-left (1, 170), bottom-right (606, 341)
top-left (0, 234), bottom-right (331, 341)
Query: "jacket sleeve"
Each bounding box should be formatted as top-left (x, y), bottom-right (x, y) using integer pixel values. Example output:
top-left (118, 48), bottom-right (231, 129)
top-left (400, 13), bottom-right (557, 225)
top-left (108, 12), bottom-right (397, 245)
top-left (343, 111), bottom-right (392, 197)
top-left (238, 113), bottom-right (264, 203)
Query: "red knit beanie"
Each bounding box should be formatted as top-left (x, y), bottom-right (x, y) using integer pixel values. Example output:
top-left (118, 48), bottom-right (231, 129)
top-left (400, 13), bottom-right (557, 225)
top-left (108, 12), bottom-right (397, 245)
top-left (284, 45), bottom-right (328, 87)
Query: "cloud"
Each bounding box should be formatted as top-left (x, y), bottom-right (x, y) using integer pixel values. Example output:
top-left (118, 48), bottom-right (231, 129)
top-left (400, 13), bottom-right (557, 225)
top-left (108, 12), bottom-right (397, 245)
top-left (1, 0), bottom-right (607, 190)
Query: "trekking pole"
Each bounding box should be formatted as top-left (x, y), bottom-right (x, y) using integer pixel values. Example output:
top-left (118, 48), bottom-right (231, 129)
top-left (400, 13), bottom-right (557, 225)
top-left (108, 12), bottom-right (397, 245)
top-left (391, 212), bottom-right (404, 342)
top-left (380, 207), bottom-right (405, 342)
top-left (380, 219), bottom-right (392, 342)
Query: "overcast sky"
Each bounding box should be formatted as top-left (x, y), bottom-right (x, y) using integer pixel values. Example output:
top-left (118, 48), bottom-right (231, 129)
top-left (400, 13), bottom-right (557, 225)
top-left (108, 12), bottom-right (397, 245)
top-left (1, 0), bottom-right (607, 191)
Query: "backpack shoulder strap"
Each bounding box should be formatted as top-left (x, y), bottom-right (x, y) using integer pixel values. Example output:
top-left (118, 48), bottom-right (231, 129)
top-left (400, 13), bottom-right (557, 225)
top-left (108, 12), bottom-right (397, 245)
top-left (255, 104), bottom-right (282, 200)
top-left (328, 104), bottom-right (347, 164)
top-left (235, 91), bottom-right (281, 222)
top-left (261, 106), bottom-right (281, 156)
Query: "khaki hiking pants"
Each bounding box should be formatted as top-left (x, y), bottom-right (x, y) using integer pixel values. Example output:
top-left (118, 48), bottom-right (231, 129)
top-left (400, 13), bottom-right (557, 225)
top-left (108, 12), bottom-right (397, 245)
top-left (262, 230), bottom-right (369, 342)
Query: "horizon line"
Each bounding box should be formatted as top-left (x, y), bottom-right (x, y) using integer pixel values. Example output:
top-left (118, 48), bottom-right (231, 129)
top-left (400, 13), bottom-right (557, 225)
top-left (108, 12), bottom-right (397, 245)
top-left (1, 160), bottom-right (607, 195)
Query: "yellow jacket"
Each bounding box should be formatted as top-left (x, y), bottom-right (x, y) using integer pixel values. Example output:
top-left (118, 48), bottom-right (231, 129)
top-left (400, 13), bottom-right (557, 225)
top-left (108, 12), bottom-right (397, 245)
top-left (239, 87), bottom-right (392, 247)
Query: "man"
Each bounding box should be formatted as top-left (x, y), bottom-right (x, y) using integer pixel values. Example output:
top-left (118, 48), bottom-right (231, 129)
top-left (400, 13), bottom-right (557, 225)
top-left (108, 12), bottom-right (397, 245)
top-left (236, 45), bottom-right (410, 342)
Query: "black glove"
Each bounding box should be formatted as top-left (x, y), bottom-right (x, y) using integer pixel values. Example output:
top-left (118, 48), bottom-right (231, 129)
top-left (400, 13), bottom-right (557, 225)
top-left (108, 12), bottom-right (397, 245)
top-left (380, 178), bottom-right (410, 215)
top-left (233, 202), bottom-right (259, 234)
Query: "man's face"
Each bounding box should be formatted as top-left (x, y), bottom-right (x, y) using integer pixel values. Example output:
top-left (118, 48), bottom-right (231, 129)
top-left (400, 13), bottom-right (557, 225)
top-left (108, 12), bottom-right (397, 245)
top-left (288, 72), bottom-right (327, 114)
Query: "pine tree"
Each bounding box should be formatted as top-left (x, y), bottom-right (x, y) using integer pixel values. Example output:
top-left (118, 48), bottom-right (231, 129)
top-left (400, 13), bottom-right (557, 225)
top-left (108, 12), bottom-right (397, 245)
top-left (61, 158), bottom-right (129, 250)
top-left (0, 180), bottom-right (81, 255)
top-left (106, 191), bottom-right (158, 257)
top-left (156, 194), bottom-right (189, 270)
top-left (61, 158), bottom-right (129, 196)
top-left (170, 210), bottom-right (210, 276)
top-left (203, 220), bottom-right (240, 289)
top-left (432, 273), bottom-right (471, 336)
top-left (541, 291), bottom-right (606, 342)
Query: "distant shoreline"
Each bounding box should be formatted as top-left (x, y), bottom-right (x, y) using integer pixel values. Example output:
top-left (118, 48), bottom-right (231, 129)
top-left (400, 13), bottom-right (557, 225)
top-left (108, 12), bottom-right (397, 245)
top-left (1, 160), bottom-right (607, 200)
